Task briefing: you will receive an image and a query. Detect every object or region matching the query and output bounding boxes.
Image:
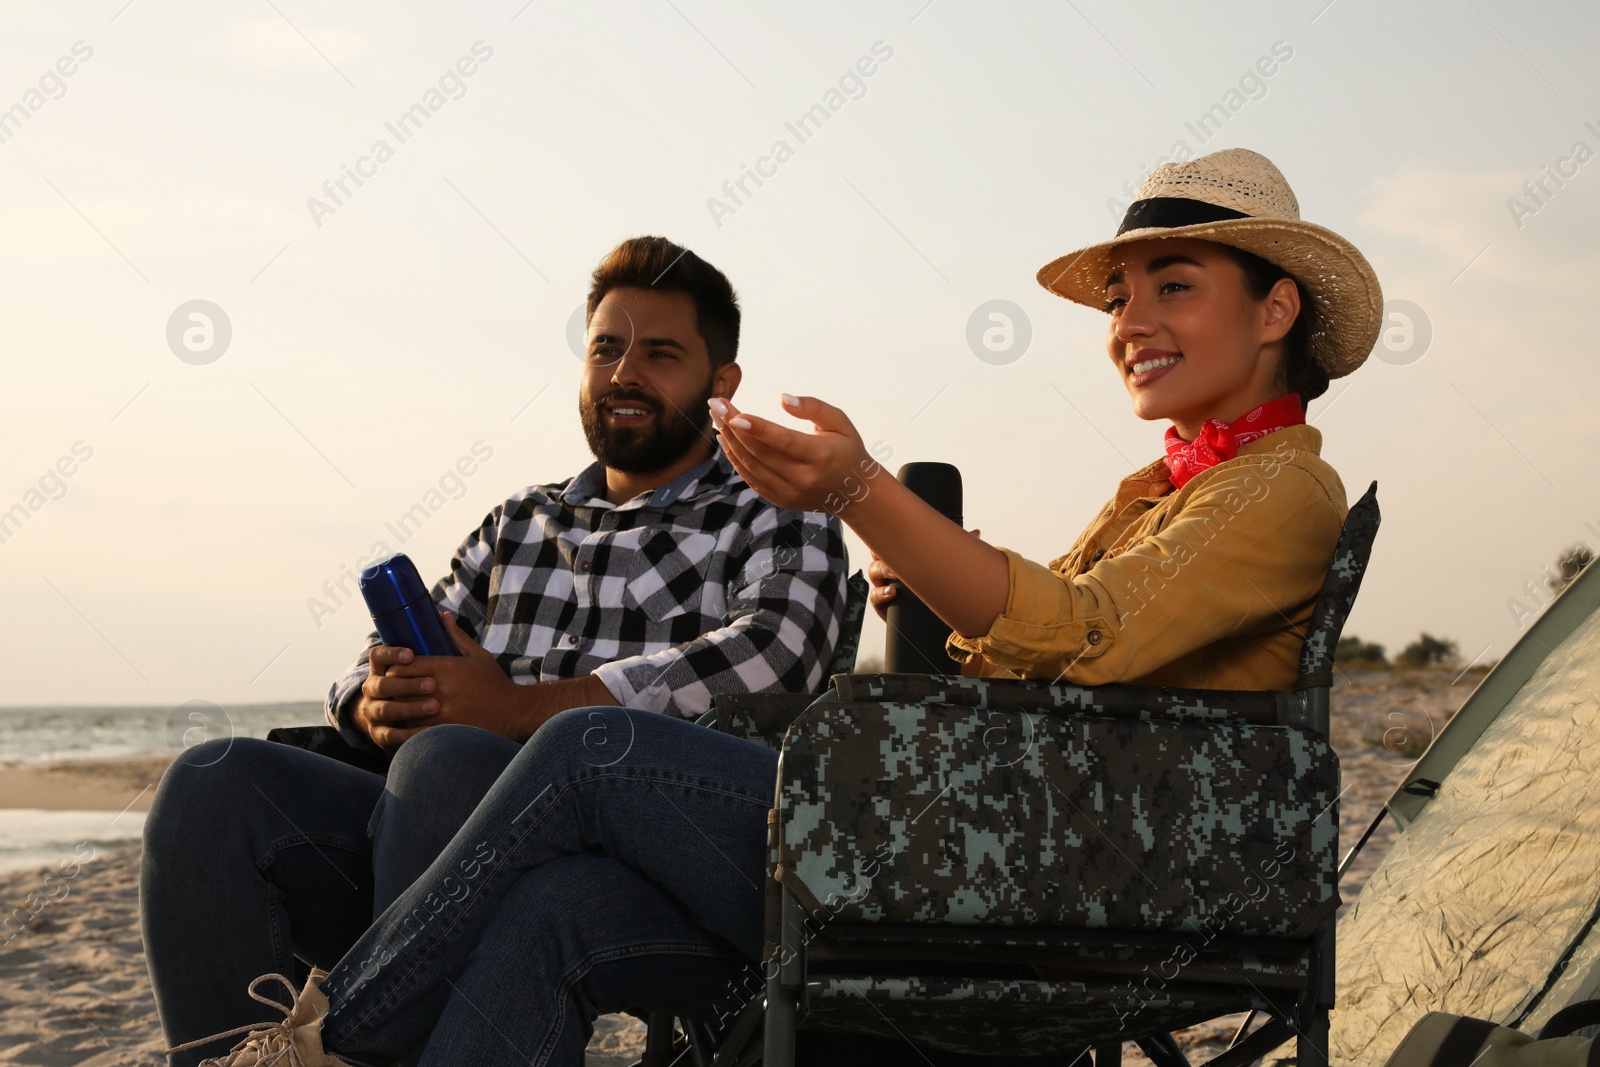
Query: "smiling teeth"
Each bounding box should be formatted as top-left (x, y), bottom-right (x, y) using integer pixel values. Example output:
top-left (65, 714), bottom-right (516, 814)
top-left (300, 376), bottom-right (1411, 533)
top-left (1131, 355), bottom-right (1181, 375)
top-left (611, 407), bottom-right (647, 416)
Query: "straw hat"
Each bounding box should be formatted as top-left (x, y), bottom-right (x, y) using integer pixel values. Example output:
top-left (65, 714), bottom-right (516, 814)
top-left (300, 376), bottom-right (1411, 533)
top-left (1036, 147), bottom-right (1382, 378)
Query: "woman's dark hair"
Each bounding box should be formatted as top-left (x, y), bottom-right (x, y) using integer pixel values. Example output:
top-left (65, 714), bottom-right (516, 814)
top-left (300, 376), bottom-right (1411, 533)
top-left (1219, 244), bottom-right (1327, 410)
top-left (587, 236), bottom-right (741, 368)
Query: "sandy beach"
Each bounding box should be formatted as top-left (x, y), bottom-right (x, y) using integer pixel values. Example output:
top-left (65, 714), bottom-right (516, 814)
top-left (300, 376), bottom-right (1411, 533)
top-left (0, 668), bottom-right (1476, 1065)
top-left (0, 757), bottom-right (171, 815)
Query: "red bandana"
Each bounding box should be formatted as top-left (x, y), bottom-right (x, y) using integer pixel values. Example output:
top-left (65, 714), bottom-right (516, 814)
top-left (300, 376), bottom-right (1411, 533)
top-left (1162, 393), bottom-right (1305, 489)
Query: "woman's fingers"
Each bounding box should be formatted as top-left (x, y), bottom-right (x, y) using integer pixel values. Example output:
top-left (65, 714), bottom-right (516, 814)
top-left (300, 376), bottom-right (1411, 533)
top-left (780, 393), bottom-right (855, 432)
top-left (711, 397), bottom-right (835, 468)
top-left (866, 556), bottom-right (900, 622)
top-left (713, 407), bottom-right (795, 498)
top-left (721, 437), bottom-right (791, 506)
top-left (716, 394), bottom-right (859, 465)
top-left (711, 392), bottom-right (876, 515)
top-left (868, 581), bottom-right (896, 622)
top-left (711, 400), bottom-right (820, 508)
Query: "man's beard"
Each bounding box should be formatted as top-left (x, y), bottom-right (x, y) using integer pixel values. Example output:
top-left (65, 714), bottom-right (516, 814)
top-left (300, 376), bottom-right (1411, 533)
top-left (580, 377), bottom-right (716, 475)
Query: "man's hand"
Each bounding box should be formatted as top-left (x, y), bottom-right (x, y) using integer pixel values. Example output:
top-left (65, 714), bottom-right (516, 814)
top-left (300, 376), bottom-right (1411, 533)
top-left (366, 611), bottom-right (621, 747)
top-left (378, 611), bottom-right (525, 741)
top-left (353, 643), bottom-right (437, 752)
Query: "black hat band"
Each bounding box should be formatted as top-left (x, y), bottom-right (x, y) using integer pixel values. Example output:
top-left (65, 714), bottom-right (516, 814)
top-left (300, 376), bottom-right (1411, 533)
top-left (1116, 196), bottom-right (1252, 236)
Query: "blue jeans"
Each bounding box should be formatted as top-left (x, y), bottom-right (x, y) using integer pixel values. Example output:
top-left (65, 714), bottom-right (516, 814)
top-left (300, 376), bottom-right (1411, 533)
top-left (141, 731), bottom-right (520, 1067)
top-left (310, 708), bottom-right (774, 1064)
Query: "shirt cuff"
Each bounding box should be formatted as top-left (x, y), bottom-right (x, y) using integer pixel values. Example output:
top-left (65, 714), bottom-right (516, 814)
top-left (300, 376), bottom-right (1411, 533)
top-left (945, 546), bottom-right (1116, 670)
top-left (324, 667), bottom-right (375, 750)
top-left (590, 658), bottom-right (673, 714)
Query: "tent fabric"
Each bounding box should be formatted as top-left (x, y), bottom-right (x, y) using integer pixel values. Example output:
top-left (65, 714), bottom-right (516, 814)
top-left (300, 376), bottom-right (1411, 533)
top-left (1331, 587), bottom-right (1600, 1065)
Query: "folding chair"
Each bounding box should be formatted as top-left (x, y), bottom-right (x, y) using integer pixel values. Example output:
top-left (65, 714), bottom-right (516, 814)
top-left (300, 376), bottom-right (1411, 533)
top-left (640, 481), bottom-right (1381, 1067)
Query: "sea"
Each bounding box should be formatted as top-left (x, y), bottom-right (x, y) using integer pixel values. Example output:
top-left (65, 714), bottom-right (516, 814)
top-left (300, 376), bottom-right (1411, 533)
top-left (0, 702), bottom-right (327, 874)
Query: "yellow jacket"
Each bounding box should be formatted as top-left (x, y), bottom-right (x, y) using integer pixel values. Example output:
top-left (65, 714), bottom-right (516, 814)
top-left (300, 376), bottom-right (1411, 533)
top-left (947, 424), bottom-right (1347, 692)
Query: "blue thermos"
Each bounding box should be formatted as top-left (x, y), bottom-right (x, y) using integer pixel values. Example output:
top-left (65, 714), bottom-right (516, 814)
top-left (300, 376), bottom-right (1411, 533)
top-left (358, 552), bottom-right (460, 657)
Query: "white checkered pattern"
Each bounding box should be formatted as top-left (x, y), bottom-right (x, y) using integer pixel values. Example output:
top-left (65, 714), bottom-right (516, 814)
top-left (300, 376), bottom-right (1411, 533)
top-left (325, 452), bottom-right (848, 741)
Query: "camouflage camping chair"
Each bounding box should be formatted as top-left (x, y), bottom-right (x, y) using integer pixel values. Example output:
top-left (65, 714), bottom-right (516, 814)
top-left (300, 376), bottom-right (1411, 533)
top-left (637, 482), bottom-right (1381, 1067)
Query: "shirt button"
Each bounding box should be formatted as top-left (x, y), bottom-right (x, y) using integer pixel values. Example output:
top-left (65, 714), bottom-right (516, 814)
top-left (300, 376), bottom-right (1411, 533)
top-left (1086, 630), bottom-right (1103, 646)
top-left (580, 560), bottom-right (591, 573)
top-left (566, 635), bottom-right (579, 645)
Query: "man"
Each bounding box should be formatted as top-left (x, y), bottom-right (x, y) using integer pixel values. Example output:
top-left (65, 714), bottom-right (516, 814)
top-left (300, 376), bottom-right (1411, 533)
top-left (142, 236), bottom-right (850, 1066)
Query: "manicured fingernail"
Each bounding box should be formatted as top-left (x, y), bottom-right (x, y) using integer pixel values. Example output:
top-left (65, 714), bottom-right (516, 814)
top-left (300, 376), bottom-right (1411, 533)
top-left (708, 398), bottom-right (729, 416)
top-left (781, 393), bottom-right (799, 407)
top-left (729, 416), bottom-right (752, 430)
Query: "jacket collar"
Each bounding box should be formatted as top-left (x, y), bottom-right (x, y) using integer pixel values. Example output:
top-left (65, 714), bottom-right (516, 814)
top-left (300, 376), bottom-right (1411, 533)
top-left (1116, 423), bottom-right (1324, 504)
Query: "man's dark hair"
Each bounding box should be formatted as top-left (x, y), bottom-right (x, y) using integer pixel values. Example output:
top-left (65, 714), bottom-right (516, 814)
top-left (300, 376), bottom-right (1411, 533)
top-left (587, 237), bottom-right (741, 368)
top-left (1220, 244), bottom-right (1328, 411)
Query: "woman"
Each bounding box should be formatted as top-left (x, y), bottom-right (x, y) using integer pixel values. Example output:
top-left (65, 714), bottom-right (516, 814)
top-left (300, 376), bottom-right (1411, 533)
top-left (177, 147), bottom-right (1381, 1066)
top-left (716, 147), bottom-right (1378, 691)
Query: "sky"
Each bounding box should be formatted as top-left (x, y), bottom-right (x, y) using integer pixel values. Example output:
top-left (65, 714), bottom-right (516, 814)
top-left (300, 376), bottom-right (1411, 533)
top-left (2, 0), bottom-right (1597, 708)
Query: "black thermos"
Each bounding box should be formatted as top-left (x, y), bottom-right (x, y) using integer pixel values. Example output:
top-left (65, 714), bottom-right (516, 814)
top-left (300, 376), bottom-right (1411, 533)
top-left (884, 462), bottom-right (963, 675)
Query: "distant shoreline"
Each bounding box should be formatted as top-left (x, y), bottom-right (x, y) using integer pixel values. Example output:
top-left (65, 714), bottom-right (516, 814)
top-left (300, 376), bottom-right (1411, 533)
top-left (0, 753), bottom-right (173, 812)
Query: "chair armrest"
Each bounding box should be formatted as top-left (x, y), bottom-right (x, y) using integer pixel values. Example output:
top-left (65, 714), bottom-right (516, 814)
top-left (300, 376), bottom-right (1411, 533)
top-left (829, 673), bottom-right (1292, 727)
top-left (266, 725), bottom-right (393, 776)
top-left (709, 692), bottom-right (823, 748)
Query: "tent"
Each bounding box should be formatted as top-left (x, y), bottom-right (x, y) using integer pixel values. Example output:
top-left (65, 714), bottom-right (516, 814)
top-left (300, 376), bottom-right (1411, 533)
top-left (1328, 555), bottom-right (1600, 1063)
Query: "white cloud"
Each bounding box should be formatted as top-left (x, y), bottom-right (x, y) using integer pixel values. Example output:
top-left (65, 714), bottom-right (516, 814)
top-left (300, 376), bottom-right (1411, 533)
top-left (1358, 160), bottom-right (1600, 282)
top-left (225, 18), bottom-right (370, 73)
top-left (1358, 163), bottom-right (1513, 268)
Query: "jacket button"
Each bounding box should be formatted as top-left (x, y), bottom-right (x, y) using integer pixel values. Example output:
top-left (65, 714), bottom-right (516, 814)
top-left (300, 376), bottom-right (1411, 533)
top-left (1090, 549), bottom-right (1105, 564)
top-left (1086, 630), bottom-right (1102, 646)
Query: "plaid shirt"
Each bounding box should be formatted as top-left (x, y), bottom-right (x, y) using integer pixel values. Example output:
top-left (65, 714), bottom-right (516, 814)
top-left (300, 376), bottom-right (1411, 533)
top-left (325, 451), bottom-right (849, 743)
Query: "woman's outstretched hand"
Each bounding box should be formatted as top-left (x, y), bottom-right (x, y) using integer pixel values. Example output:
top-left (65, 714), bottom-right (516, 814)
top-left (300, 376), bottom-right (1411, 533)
top-left (709, 394), bottom-right (880, 515)
top-left (713, 391), bottom-right (1011, 640)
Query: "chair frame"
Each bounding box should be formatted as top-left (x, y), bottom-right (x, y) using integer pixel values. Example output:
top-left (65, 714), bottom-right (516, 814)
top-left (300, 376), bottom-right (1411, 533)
top-left (739, 685), bottom-right (1335, 1067)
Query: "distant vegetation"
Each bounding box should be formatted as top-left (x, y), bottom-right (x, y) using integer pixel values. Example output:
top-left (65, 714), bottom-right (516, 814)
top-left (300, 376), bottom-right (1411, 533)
top-left (1337, 632), bottom-right (1471, 671)
top-left (1335, 636), bottom-right (1389, 669)
top-left (1397, 633), bottom-right (1460, 668)
top-left (1338, 543), bottom-right (1589, 678)
top-left (1551, 543), bottom-right (1594, 594)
